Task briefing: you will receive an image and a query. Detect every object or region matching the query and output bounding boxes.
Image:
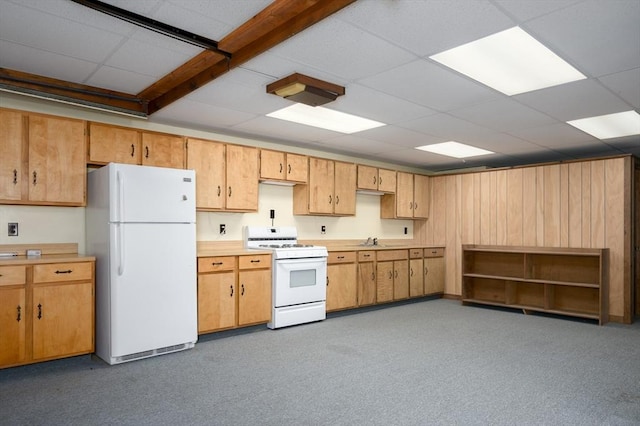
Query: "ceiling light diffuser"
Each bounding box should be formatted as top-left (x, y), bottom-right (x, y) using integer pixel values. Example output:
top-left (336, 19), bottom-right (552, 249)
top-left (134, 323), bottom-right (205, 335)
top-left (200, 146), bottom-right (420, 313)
top-left (430, 27), bottom-right (586, 95)
top-left (267, 104), bottom-right (385, 134)
top-left (416, 141), bottom-right (494, 159)
top-left (567, 111), bottom-right (640, 139)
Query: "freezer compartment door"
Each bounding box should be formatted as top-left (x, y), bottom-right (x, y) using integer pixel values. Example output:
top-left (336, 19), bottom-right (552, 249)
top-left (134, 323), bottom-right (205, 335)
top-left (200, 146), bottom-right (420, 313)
top-left (109, 163), bottom-right (195, 223)
top-left (109, 223), bottom-right (197, 358)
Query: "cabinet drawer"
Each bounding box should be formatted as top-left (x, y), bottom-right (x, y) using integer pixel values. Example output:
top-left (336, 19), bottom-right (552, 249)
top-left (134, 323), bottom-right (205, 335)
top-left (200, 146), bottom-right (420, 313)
top-left (424, 248), bottom-right (445, 258)
top-left (238, 254), bottom-right (271, 270)
top-left (198, 256), bottom-right (236, 272)
top-left (376, 250), bottom-right (408, 261)
top-left (358, 251), bottom-right (375, 262)
top-left (328, 251), bottom-right (356, 264)
top-left (33, 262), bottom-right (93, 283)
top-left (0, 265), bottom-right (26, 286)
top-left (409, 248), bottom-right (423, 258)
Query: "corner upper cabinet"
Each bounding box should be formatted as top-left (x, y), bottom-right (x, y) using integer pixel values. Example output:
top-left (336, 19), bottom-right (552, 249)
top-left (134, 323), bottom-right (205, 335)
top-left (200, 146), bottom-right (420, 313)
top-left (357, 165), bottom-right (396, 193)
top-left (260, 149), bottom-right (307, 183)
top-left (293, 158), bottom-right (356, 216)
top-left (381, 172), bottom-right (429, 219)
top-left (186, 138), bottom-right (258, 211)
top-left (1, 109), bottom-right (86, 206)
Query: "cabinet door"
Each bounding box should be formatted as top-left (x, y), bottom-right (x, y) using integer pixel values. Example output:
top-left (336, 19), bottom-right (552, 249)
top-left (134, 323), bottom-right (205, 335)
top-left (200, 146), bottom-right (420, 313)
top-left (358, 262), bottom-right (376, 306)
top-left (226, 145), bottom-right (258, 211)
top-left (334, 162), bottom-right (356, 215)
top-left (88, 123), bottom-right (141, 165)
top-left (357, 165), bottom-right (378, 191)
top-left (198, 272), bottom-right (236, 333)
top-left (0, 110), bottom-right (25, 201)
top-left (187, 138), bottom-right (226, 210)
top-left (396, 172), bottom-right (414, 218)
top-left (238, 269), bottom-right (271, 326)
top-left (425, 257), bottom-right (445, 294)
top-left (308, 158), bottom-right (334, 214)
top-left (260, 149), bottom-right (285, 180)
top-left (409, 258), bottom-right (424, 297)
top-left (413, 174), bottom-right (430, 219)
top-left (327, 263), bottom-right (357, 311)
top-left (376, 261), bottom-right (394, 303)
top-left (377, 169), bottom-right (396, 193)
top-left (141, 132), bottom-right (184, 168)
top-left (28, 115), bottom-right (86, 204)
top-left (393, 259), bottom-right (409, 300)
top-left (32, 282), bottom-right (94, 360)
top-left (0, 287), bottom-right (26, 366)
top-left (286, 153), bottom-right (308, 182)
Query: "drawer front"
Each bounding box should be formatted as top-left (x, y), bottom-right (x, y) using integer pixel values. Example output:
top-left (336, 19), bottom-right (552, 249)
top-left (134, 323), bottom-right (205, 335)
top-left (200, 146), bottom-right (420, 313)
top-left (198, 256), bottom-right (236, 272)
top-left (238, 254), bottom-right (271, 270)
top-left (328, 251), bottom-right (356, 264)
top-left (33, 262), bottom-right (93, 283)
top-left (376, 250), bottom-right (408, 262)
top-left (409, 248), bottom-right (424, 259)
top-left (358, 251), bottom-right (375, 262)
top-left (424, 248), bottom-right (445, 258)
top-left (0, 265), bottom-right (27, 286)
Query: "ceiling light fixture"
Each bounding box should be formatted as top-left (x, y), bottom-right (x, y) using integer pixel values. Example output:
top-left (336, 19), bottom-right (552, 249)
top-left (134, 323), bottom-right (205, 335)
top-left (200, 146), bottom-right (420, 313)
top-left (416, 141), bottom-right (494, 159)
top-left (267, 104), bottom-right (385, 134)
top-left (429, 27), bottom-right (586, 95)
top-left (566, 110), bottom-right (640, 139)
top-left (267, 73), bottom-right (345, 106)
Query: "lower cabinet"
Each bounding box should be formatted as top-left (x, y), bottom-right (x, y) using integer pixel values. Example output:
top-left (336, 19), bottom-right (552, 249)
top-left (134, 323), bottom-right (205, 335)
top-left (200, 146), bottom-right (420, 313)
top-left (376, 250), bottom-right (409, 302)
top-left (197, 254), bottom-right (271, 334)
top-left (0, 261), bottom-right (95, 369)
top-left (357, 251), bottom-right (376, 306)
top-left (424, 248), bottom-right (445, 295)
top-left (326, 252), bottom-right (357, 312)
top-left (409, 249), bottom-right (425, 298)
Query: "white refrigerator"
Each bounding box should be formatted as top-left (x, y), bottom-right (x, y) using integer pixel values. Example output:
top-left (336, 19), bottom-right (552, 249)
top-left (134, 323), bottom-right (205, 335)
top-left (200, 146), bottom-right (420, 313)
top-left (86, 163), bottom-right (197, 365)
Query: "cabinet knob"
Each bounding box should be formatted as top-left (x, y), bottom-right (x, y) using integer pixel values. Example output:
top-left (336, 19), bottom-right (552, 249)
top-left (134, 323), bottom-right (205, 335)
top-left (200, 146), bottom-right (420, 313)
top-left (130, 144), bottom-right (135, 157)
top-left (228, 186), bottom-right (232, 197)
top-left (241, 284), bottom-right (245, 295)
top-left (13, 169), bottom-right (18, 185)
top-left (326, 276), bottom-right (329, 286)
top-left (37, 303), bottom-right (42, 320)
top-left (217, 185), bottom-right (221, 197)
top-left (335, 195), bottom-right (339, 205)
top-left (410, 268), bottom-right (414, 277)
top-left (16, 305), bottom-right (21, 322)
top-left (230, 285), bottom-right (234, 297)
top-left (371, 272), bottom-right (375, 281)
top-left (288, 164), bottom-right (292, 174)
top-left (32, 170), bottom-right (37, 185)
top-left (279, 163), bottom-right (283, 173)
top-left (145, 146), bottom-right (149, 158)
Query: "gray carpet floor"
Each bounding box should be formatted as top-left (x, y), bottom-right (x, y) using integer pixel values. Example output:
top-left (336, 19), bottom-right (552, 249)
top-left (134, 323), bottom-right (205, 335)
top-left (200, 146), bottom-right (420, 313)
top-left (1, 299), bottom-right (639, 426)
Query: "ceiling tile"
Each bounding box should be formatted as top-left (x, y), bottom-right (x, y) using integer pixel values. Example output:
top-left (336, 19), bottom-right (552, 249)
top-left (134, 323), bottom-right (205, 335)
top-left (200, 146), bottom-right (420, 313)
top-left (508, 122), bottom-right (603, 150)
top-left (450, 99), bottom-right (558, 133)
top-left (167, 0), bottom-right (272, 31)
top-left (151, 98), bottom-right (257, 129)
top-left (400, 113), bottom-right (495, 141)
top-left (357, 125), bottom-right (442, 148)
top-left (465, 133), bottom-right (547, 156)
top-left (152, 1), bottom-right (236, 41)
top-left (231, 115), bottom-right (341, 143)
top-left (86, 65), bottom-right (157, 94)
top-left (318, 135), bottom-right (402, 156)
top-left (598, 67), bottom-right (640, 110)
top-left (493, 0), bottom-right (583, 22)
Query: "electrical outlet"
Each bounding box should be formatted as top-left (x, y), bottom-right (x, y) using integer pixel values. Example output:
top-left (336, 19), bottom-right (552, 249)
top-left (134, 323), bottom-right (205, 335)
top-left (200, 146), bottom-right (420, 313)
top-left (8, 223), bottom-right (18, 237)
top-left (220, 224), bottom-right (226, 234)
top-left (321, 225), bottom-right (326, 234)
top-left (270, 209), bottom-right (275, 219)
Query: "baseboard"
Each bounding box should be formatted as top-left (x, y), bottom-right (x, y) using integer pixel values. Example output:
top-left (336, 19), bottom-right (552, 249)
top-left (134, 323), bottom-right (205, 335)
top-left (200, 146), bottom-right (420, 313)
top-left (442, 293), bottom-right (461, 301)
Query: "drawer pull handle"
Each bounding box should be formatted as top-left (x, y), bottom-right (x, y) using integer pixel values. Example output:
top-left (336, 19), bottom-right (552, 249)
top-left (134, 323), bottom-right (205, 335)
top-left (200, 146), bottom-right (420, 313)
top-left (16, 305), bottom-right (21, 322)
top-left (37, 303), bottom-right (42, 320)
top-left (211, 262), bottom-right (223, 266)
top-left (230, 285), bottom-right (234, 297)
top-left (55, 270), bottom-right (73, 274)
top-left (250, 259), bottom-right (260, 263)
top-left (363, 254), bottom-right (370, 258)
top-left (337, 256), bottom-right (344, 259)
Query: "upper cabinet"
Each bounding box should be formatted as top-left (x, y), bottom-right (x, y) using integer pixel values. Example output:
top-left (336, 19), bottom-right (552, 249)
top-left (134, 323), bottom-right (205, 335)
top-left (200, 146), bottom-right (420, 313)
top-left (88, 123), bottom-right (184, 169)
top-left (357, 165), bottom-right (396, 193)
top-left (381, 172), bottom-right (429, 220)
top-left (1, 109), bottom-right (86, 206)
top-left (260, 149), bottom-right (307, 183)
top-left (186, 138), bottom-right (258, 212)
top-left (293, 157), bottom-right (356, 216)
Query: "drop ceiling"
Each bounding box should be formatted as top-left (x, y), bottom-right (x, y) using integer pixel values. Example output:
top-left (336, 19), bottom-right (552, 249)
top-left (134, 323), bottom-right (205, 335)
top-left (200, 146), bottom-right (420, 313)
top-left (0, 0), bottom-right (638, 172)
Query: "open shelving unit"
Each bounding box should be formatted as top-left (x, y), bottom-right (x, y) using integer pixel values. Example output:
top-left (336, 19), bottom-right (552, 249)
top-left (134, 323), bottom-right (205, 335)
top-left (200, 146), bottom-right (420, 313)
top-left (462, 245), bottom-right (609, 325)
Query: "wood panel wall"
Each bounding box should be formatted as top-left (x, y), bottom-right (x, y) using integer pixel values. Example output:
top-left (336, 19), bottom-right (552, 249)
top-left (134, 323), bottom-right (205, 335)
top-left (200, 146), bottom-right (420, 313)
top-left (416, 156), bottom-right (634, 323)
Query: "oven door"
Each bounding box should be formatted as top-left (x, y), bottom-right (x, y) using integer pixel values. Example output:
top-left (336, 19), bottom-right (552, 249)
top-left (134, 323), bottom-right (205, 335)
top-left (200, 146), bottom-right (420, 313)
top-left (274, 257), bottom-right (327, 307)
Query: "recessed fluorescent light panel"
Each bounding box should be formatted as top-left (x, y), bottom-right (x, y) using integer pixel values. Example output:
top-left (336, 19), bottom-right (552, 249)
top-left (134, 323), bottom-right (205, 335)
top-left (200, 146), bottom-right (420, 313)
top-left (266, 104), bottom-right (385, 134)
top-left (566, 110), bottom-right (640, 139)
top-left (430, 27), bottom-right (586, 95)
top-left (416, 141), bottom-right (494, 159)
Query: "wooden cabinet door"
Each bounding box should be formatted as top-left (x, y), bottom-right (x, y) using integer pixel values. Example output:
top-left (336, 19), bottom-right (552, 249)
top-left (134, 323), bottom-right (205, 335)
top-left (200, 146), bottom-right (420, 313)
top-left (198, 272), bottom-right (236, 333)
top-left (0, 110), bottom-right (25, 201)
top-left (0, 287), bottom-right (26, 366)
top-left (187, 138), bottom-right (226, 210)
top-left (88, 123), bottom-right (141, 165)
top-left (308, 157), bottom-right (334, 214)
top-left (393, 259), bottom-right (409, 300)
top-left (141, 132), bottom-right (184, 168)
top-left (334, 161), bottom-right (356, 215)
top-left (409, 258), bottom-right (424, 297)
top-left (425, 257), bottom-right (445, 294)
top-left (377, 169), bottom-right (396, 193)
top-left (225, 145), bottom-right (258, 211)
top-left (28, 115), bottom-right (86, 205)
top-left (327, 263), bottom-right (357, 311)
top-left (238, 269), bottom-right (271, 326)
top-left (413, 174), bottom-right (430, 219)
top-left (357, 165), bottom-right (378, 191)
top-left (260, 149), bottom-right (285, 180)
top-left (32, 282), bottom-right (93, 360)
top-left (357, 261), bottom-right (376, 306)
top-left (396, 172), bottom-right (414, 218)
top-left (286, 153), bottom-right (307, 182)
top-left (376, 261), bottom-right (394, 303)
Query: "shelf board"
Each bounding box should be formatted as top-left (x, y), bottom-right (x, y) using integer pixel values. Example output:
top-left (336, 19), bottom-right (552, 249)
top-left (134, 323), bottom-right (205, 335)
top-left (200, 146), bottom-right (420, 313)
top-left (462, 273), bottom-right (599, 288)
top-left (462, 299), bottom-right (600, 321)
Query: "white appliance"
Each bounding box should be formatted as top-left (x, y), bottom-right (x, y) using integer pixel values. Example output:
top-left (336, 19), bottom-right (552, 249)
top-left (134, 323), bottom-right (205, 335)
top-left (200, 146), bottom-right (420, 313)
top-left (86, 163), bottom-right (197, 365)
top-left (244, 227), bottom-right (328, 329)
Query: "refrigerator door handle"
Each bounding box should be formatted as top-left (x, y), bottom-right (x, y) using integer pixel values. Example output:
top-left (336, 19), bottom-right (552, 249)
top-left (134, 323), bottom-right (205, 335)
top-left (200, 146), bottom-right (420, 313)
top-left (116, 223), bottom-right (125, 276)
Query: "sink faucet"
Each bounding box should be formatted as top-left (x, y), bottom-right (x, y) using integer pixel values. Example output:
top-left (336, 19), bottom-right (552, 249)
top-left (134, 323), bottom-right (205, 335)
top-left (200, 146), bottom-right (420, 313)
top-left (373, 238), bottom-right (378, 246)
top-left (364, 237), bottom-right (378, 246)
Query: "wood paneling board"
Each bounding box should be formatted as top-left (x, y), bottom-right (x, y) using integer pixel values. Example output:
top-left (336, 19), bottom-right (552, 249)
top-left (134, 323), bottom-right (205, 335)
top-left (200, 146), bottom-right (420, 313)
top-left (506, 169), bottom-right (523, 246)
top-left (480, 172), bottom-right (492, 245)
top-left (635, 162), bottom-right (640, 317)
top-left (489, 171), bottom-right (498, 245)
top-left (604, 158), bottom-right (626, 319)
top-left (461, 173), bottom-right (475, 244)
top-left (581, 162), bottom-right (592, 248)
top-left (536, 167), bottom-right (545, 246)
top-left (568, 163), bottom-right (583, 248)
top-left (560, 164), bottom-right (570, 247)
top-left (543, 164), bottom-right (561, 247)
top-left (522, 167), bottom-right (537, 246)
top-left (445, 175), bottom-right (460, 295)
top-left (432, 176), bottom-right (447, 246)
top-left (496, 170), bottom-right (508, 245)
top-left (473, 173), bottom-right (482, 245)
top-left (591, 161), bottom-right (606, 248)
